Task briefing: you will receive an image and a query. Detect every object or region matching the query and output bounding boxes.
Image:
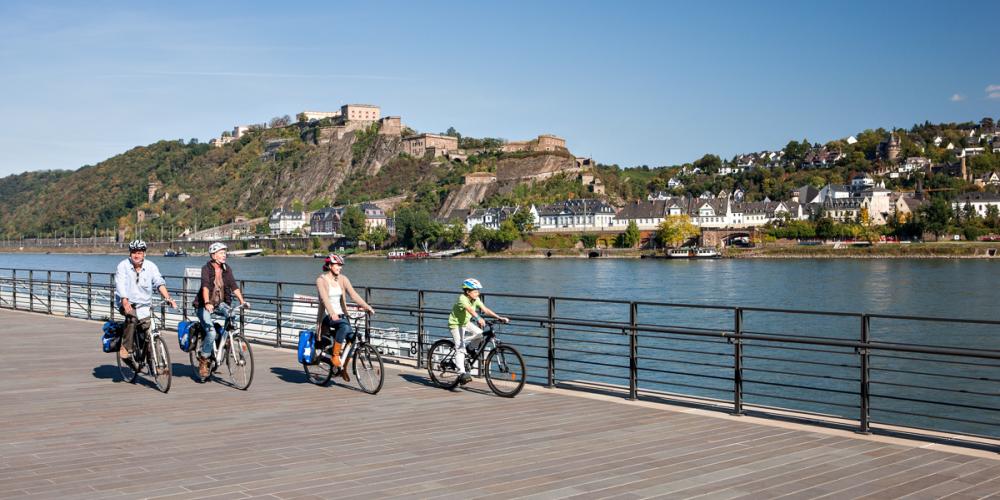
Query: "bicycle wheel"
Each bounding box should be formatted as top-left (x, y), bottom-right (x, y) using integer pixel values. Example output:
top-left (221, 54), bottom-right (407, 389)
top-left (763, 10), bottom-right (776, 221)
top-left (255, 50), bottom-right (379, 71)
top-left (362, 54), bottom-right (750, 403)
top-left (304, 349), bottom-right (334, 386)
top-left (150, 336), bottom-right (172, 393)
top-left (188, 336), bottom-right (205, 381)
top-left (427, 339), bottom-right (461, 389)
top-left (353, 344), bottom-right (384, 395)
top-left (485, 345), bottom-right (525, 398)
top-left (226, 335), bottom-right (254, 390)
top-left (117, 348), bottom-right (139, 383)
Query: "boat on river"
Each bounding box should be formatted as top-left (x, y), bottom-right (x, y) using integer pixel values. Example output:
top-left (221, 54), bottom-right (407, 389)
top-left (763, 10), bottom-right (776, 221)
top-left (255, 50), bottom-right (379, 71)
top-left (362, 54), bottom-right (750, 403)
top-left (228, 248), bottom-right (264, 257)
top-left (667, 247), bottom-right (720, 259)
top-left (163, 248), bottom-right (188, 257)
top-left (387, 249), bottom-right (430, 260)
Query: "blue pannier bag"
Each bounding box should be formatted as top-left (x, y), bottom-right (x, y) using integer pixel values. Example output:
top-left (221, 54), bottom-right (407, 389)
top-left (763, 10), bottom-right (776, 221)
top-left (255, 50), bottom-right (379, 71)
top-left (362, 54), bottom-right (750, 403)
top-left (177, 320), bottom-right (195, 352)
top-left (101, 321), bottom-right (123, 353)
top-left (298, 330), bottom-right (317, 364)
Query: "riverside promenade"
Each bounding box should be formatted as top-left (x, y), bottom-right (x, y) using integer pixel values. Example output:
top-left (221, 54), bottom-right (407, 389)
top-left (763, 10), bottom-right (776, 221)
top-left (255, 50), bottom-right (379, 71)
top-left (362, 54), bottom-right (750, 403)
top-left (1, 309), bottom-right (997, 499)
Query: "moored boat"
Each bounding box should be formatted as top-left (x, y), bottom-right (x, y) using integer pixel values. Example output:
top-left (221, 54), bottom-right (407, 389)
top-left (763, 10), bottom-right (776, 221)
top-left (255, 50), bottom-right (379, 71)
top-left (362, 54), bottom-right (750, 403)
top-left (387, 249), bottom-right (430, 260)
top-left (667, 247), bottom-right (720, 259)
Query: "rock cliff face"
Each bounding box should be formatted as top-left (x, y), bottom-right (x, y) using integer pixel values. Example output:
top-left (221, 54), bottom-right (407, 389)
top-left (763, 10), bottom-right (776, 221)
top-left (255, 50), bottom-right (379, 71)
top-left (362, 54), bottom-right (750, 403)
top-left (496, 154), bottom-right (580, 183)
top-left (437, 182), bottom-right (497, 219)
top-left (268, 132), bottom-right (402, 208)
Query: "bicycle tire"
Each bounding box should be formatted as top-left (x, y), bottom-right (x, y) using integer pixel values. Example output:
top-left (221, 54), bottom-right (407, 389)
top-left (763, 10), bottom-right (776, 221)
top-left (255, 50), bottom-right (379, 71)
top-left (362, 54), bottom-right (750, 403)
top-left (304, 350), bottom-right (334, 386)
top-left (150, 336), bottom-right (172, 393)
top-left (226, 335), bottom-right (254, 390)
top-left (353, 344), bottom-right (384, 395)
top-left (117, 349), bottom-right (139, 383)
top-left (485, 345), bottom-right (525, 398)
top-left (427, 339), bottom-right (461, 390)
top-left (188, 336), bottom-right (206, 382)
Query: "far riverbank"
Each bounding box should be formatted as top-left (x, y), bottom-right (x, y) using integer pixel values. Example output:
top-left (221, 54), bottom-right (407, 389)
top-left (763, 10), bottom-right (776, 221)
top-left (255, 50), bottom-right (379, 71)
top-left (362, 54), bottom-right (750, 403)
top-left (2, 242), bottom-right (998, 260)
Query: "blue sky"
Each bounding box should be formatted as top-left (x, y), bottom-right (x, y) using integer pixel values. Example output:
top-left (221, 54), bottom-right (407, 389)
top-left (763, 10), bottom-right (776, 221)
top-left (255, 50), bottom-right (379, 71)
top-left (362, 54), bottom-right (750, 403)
top-left (1, 0), bottom-right (998, 177)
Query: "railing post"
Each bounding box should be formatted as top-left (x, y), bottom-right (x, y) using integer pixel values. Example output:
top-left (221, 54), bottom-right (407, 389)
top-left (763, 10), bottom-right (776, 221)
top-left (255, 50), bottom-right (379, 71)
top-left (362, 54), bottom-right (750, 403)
top-left (239, 280), bottom-right (246, 336)
top-left (547, 297), bottom-right (556, 388)
top-left (65, 272), bottom-right (71, 317)
top-left (47, 271), bottom-right (52, 314)
top-left (86, 272), bottom-right (93, 320)
top-left (417, 290), bottom-right (425, 368)
top-left (182, 276), bottom-right (189, 321)
top-left (109, 274), bottom-right (115, 321)
top-left (733, 307), bottom-right (744, 416)
top-left (629, 301), bottom-right (638, 401)
top-left (11, 270), bottom-right (16, 310)
top-left (28, 270), bottom-right (34, 312)
top-left (364, 287), bottom-right (371, 341)
top-left (859, 314), bottom-right (871, 434)
top-left (275, 282), bottom-right (283, 348)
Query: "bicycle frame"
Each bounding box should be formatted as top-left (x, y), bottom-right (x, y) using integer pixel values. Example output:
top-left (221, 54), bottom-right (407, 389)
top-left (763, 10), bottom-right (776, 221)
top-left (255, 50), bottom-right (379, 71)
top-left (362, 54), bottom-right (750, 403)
top-left (203, 309), bottom-right (241, 366)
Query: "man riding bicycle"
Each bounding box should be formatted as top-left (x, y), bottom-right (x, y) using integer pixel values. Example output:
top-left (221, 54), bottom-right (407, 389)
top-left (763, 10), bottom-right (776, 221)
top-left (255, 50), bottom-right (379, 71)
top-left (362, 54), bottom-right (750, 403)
top-left (448, 278), bottom-right (508, 385)
top-left (193, 242), bottom-right (249, 379)
top-left (114, 239), bottom-right (177, 360)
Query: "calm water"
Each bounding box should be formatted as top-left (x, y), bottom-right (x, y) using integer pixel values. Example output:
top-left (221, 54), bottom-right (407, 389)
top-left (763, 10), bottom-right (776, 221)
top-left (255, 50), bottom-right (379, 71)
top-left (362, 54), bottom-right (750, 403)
top-left (2, 253), bottom-right (998, 437)
top-left (1, 253), bottom-right (998, 319)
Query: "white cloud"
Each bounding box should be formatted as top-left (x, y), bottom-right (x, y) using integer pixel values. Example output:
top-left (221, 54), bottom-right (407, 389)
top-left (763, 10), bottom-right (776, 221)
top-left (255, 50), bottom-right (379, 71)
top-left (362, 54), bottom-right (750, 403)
top-left (987, 84), bottom-right (1000, 99)
top-left (950, 93), bottom-right (965, 102)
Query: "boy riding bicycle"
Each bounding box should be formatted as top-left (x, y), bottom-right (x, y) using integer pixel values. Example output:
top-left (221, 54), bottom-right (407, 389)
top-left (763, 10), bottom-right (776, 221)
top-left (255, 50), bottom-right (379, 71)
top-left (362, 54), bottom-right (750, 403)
top-left (448, 278), bottom-right (508, 385)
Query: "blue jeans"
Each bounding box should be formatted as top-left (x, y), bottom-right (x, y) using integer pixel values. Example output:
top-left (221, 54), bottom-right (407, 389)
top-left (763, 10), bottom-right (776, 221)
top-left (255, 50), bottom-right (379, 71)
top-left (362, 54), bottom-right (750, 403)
top-left (323, 314), bottom-right (354, 344)
top-left (197, 303), bottom-right (232, 358)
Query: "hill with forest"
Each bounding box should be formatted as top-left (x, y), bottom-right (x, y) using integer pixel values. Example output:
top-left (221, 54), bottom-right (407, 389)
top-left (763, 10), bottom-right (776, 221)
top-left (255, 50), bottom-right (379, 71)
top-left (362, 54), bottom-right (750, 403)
top-left (1, 116), bottom-right (999, 239)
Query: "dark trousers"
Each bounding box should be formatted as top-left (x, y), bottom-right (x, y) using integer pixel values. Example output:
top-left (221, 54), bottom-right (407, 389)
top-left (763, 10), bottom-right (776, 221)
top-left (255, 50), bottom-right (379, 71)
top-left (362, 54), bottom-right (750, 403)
top-left (119, 307), bottom-right (151, 352)
top-left (321, 314), bottom-right (354, 344)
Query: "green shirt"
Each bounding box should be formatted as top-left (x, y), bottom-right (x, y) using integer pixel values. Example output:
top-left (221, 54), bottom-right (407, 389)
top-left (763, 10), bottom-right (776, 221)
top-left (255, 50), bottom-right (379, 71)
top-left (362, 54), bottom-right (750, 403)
top-left (448, 294), bottom-right (484, 327)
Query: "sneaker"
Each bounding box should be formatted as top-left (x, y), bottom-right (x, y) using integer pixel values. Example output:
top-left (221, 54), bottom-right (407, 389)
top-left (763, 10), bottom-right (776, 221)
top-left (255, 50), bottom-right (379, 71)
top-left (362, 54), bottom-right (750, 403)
top-left (459, 373), bottom-right (472, 385)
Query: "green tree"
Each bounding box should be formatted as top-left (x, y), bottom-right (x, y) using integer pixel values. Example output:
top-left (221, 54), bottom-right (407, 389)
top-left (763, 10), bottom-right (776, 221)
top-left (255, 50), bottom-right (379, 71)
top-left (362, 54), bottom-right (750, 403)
top-left (441, 220), bottom-right (466, 248)
top-left (510, 210), bottom-right (536, 235)
top-left (920, 197), bottom-right (954, 239)
top-left (616, 220), bottom-right (641, 248)
top-left (495, 220), bottom-right (519, 247)
top-left (655, 215), bottom-right (699, 248)
top-left (579, 233), bottom-right (598, 248)
top-left (340, 205), bottom-right (366, 242)
top-left (815, 217), bottom-right (835, 239)
top-left (363, 225), bottom-right (389, 250)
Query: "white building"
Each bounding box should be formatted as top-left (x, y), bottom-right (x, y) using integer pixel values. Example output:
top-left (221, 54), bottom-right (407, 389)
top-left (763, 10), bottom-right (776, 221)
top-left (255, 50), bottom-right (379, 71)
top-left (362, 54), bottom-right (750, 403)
top-left (268, 209), bottom-right (306, 235)
top-left (535, 199), bottom-right (615, 231)
top-left (952, 193), bottom-right (1000, 217)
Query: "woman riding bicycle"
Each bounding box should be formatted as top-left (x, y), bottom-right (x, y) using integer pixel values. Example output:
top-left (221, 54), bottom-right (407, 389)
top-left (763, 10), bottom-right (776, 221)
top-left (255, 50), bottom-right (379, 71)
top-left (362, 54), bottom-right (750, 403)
top-left (193, 242), bottom-right (249, 380)
top-left (315, 254), bottom-right (374, 381)
top-left (449, 278), bottom-right (508, 385)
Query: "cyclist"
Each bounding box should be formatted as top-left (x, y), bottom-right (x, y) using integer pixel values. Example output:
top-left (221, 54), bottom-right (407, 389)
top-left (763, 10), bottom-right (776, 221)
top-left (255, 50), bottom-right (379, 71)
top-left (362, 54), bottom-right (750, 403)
top-left (315, 254), bottom-right (374, 381)
top-left (448, 278), bottom-right (508, 385)
top-left (114, 239), bottom-right (177, 360)
top-left (193, 242), bottom-right (250, 380)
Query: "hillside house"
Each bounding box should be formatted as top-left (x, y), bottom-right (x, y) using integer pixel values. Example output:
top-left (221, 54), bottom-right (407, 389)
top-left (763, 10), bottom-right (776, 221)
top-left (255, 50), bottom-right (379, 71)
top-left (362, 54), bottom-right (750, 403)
top-left (269, 209), bottom-right (306, 235)
top-left (535, 199), bottom-right (615, 231)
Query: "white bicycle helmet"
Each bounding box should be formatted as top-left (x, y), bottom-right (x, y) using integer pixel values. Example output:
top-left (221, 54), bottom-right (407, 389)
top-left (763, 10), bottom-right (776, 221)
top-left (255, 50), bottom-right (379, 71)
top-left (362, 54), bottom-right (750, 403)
top-left (208, 242), bottom-right (227, 254)
top-left (128, 239), bottom-right (147, 252)
top-left (462, 278), bottom-right (483, 290)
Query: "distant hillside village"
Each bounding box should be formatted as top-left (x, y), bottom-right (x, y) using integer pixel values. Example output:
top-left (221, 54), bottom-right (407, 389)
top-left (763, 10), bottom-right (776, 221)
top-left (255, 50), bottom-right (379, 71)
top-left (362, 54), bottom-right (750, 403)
top-left (172, 105), bottom-right (1000, 249)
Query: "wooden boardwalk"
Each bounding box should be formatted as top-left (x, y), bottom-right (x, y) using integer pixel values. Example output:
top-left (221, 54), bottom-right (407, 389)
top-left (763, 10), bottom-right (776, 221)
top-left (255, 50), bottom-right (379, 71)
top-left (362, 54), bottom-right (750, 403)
top-left (0, 309), bottom-right (997, 499)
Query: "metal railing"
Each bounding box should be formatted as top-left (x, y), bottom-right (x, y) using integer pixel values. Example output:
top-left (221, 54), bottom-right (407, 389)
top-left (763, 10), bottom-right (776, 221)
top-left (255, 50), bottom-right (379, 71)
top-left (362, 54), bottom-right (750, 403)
top-left (0, 267), bottom-right (997, 446)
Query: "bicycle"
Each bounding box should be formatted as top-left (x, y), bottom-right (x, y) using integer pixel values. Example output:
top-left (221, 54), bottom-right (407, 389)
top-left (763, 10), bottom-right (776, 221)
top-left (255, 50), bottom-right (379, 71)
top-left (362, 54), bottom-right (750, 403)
top-left (303, 311), bottom-right (384, 394)
top-left (116, 305), bottom-right (172, 393)
top-left (187, 304), bottom-right (254, 390)
top-left (427, 319), bottom-right (526, 397)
